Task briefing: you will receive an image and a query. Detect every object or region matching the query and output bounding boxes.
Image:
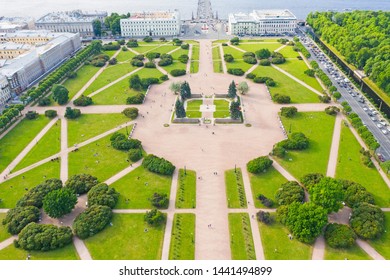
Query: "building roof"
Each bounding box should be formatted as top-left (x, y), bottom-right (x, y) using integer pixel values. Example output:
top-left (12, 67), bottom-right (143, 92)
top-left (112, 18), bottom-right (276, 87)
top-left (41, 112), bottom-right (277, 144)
top-left (122, 10), bottom-right (179, 21)
top-left (0, 42), bottom-right (31, 51)
top-left (36, 10), bottom-right (107, 24)
top-left (229, 9), bottom-right (296, 23)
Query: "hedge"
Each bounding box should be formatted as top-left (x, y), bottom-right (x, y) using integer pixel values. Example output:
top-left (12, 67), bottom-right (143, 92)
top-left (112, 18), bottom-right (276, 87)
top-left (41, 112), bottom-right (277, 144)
top-left (142, 154), bottom-right (175, 175)
top-left (73, 205), bottom-right (112, 239)
top-left (87, 183), bottom-right (119, 209)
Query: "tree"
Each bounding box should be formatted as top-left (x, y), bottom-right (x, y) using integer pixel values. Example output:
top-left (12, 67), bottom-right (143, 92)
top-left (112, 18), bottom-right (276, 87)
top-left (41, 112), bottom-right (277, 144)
top-left (142, 154), bottom-right (175, 175)
top-left (73, 95), bottom-right (93, 106)
top-left (350, 203), bottom-right (385, 239)
top-left (275, 181), bottom-right (305, 205)
top-left (175, 99), bottom-right (186, 118)
top-left (169, 82), bottom-right (181, 95)
top-left (45, 110), bottom-right (57, 118)
top-left (25, 111), bottom-right (38, 120)
top-left (229, 101), bottom-right (241, 120)
top-left (122, 107), bottom-right (138, 119)
top-left (280, 106), bottom-right (298, 118)
top-left (73, 205), bottom-right (112, 239)
top-left (2, 206), bottom-right (40, 234)
top-left (180, 81), bottom-right (191, 100)
top-left (339, 179), bottom-right (374, 208)
top-left (228, 81), bottom-right (237, 98)
top-left (247, 156), bottom-right (273, 174)
top-left (224, 54), bottom-right (234, 62)
top-left (129, 74), bottom-right (142, 91)
top-left (301, 173), bottom-right (324, 189)
top-left (126, 93), bottom-right (145, 104)
top-left (52, 84), bottom-right (69, 105)
top-left (144, 208), bottom-right (165, 226)
top-left (65, 174), bottom-right (99, 195)
top-left (257, 211), bottom-right (272, 224)
top-left (277, 202), bottom-right (328, 243)
top-left (255, 48), bottom-right (271, 59)
top-left (92, 19), bottom-right (102, 37)
top-left (17, 178), bottom-right (63, 208)
top-left (382, 161), bottom-right (390, 173)
top-left (273, 94), bottom-right (291, 104)
top-left (309, 177), bottom-right (344, 213)
top-left (149, 193), bottom-right (169, 209)
top-left (64, 107), bottom-right (81, 119)
top-left (170, 69), bottom-right (186, 77)
top-left (325, 223), bottom-right (356, 248)
top-left (88, 183), bottom-right (119, 209)
top-left (38, 97), bottom-right (51, 106)
top-left (237, 81), bottom-right (249, 95)
top-left (128, 148), bottom-right (143, 162)
top-left (43, 188), bottom-right (77, 218)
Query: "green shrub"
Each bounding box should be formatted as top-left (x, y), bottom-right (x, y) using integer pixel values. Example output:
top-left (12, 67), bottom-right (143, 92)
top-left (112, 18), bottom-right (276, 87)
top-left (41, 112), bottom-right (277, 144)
top-left (170, 69), bottom-right (186, 77)
top-left (301, 173), bottom-right (324, 189)
top-left (65, 174), bottom-right (99, 195)
top-left (253, 76), bottom-right (271, 83)
top-left (126, 93), bottom-right (145, 104)
top-left (133, 54), bottom-right (144, 61)
top-left (160, 75), bottom-right (169, 81)
top-left (144, 208), bottom-right (165, 226)
top-left (144, 62), bottom-right (156, 68)
top-left (111, 133), bottom-right (142, 151)
top-left (45, 110), bottom-right (57, 118)
top-left (339, 180), bottom-right (375, 208)
top-left (73, 205), bottom-right (112, 239)
top-left (350, 203), bottom-right (385, 239)
top-left (278, 132), bottom-right (309, 150)
top-left (127, 41), bottom-right (138, 48)
top-left (227, 68), bottom-right (245, 76)
top-left (246, 73), bottom-right (256, 79)
top-left (255, 49), bottom-right (271, 59)
top-left (304, 69), bottom-right (315, 77)
top-left (122, 107), bottom-right (138, 119)
top-left (178, 54), bottom-right (189, 64)
top-left (17, 179), bottom-right (62, 208)
top-left (280, 106), bottom-right (297, 118)
top-left (257, 211), bottom-right (272, 224)
top-left (131, 59), bottom-right (144, 67)
top-left (38, 97), bottom-right (51, 106)
top-left (143, 36), bottom-right (153, 42)
top-left (142, 154), bottom-right (175, 175)
top-left (43, 188), bottom-right (77, 218)
top-left (88, 183), bottom-right (119, 209)
top-left (2, 206), bottom-right (40, 234)
top-left (181, 43), bottom-right (189, 49)
top-left (259, 59), bottom-right (271, 66)
top-left (73, 95), bottom-right (93, 106)
top-left (247, 156), bottom-right (273, 174)
top-left (319, 95), bottom-right (331, 103)
top-left (243, 56), bottom-right (257, 64)
top-left (257, 194), bottom-right (274, 208)
top-left (273, 94), bottom-right (290, 104)
top-left (64, 107), bottom-right (81, 119)
top-left (224, 54), bottom-right (234, 62)
top-left (325, 106), bottom-right (340, 115)
top-left (128, 148), bottom-right (143, 162)
top-left (25, 111), bottom-right (38, 120)
top-left (275, 181), bottom-right (305, 205)
top-left (149, 193), bottom-right (169, 209)
top-left (325, 223), bottom-right (356, 248)
top-left (266, 79), bottom-right (276, 87)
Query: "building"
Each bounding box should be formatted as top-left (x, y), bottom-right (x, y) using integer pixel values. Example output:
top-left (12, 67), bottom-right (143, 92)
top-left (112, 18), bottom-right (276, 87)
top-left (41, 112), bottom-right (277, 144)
top-left (120, 10), bottom-right (181, 37)
top-left (35, 10), bottom-right (107, 37)
top-left (0, 30), bottom-right (81, 95)
top-left (228, 10), bottom-right (297, 36)
top-left (0, 17), bottom-right (34, 33)
top-left (0, 74), bottom-right (11, 105)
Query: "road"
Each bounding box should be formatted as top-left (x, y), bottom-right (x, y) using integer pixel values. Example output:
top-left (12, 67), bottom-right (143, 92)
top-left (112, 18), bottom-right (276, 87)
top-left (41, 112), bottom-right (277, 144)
top-left (298, 29), bottom-right (390, 161)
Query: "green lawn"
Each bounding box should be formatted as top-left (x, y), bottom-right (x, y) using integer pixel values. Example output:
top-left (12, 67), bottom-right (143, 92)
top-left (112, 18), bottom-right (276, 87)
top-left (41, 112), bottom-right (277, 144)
top-left (236, 43), bottom-right (281, 53)
top-left (68, 129), bottom-right (130, 182)
top-left (0, 161), bottom-right (60, 208)
top-left (161, 61), bottom-right (187, 72)
top-left (225, 169), bottom-right (247, 208)
top-left (277, 46), bottom-right (300, 58)
top-left (190, 61), bottom-right (199, 73)
top-left (176, 169), bottom-right (196, 209)
top-left (250, 66), bottom-right (320, 103)
top-left (249, 166), bottom-right (288, 208)
top-left (0, 116), bottom-right (50, 173)
top-left (223, 46), bottom-right (245, 58)
top-left (226, 59), bottom-right (254, 73)
top-left (62, 64), bottom-right (100, 100)
top-left (369, 212), bottom-right (390, 259)
top-left (111, 165), bottom-right (172, 209)
top-left (214, 99), bottom-right (230, 110)
top-left (186, 111), bottom-right (202, 118)
top-left (336, 125), bottom-right (390, 207)
top-left (278, 59), bottom-right (323, 92)
top-left (0, 213), bottom-right (11, 243)
top-left (213, 61), bottom-right (223, 73)
top-left (186, 99), bottom-right (203, 110)
top-left (13, 120), bottom-right (61, 172)
top-left (116, 50), bottom-right (136, 62)
top-left (0, 243), bottom-right (79, 260)
top-left (67, 114), bottom-right (129, 147)
top-left (324, 244), bottom-right (372, 260)
top-left (213, 111), bottom-right (230, 118)
top-left (150, 45), bottom-right (179, 56)
top-left (229, 213), bottom-right (256, 260)
top-left (169, 213), bottom-right (195, 260)
top-left (212, 46), bottom-right (221, 60)
top-left (104, 50), bottom-right (117, 58)
top-left (276, 112), bottom-right (336, 179)
top-left (85, 214), bottom-right (165, 260)
top-left (84, 63), bottom-right (138, 95)
top-left (170, 48), bottom-right (189, 60)
top-left (191, 45), bottom-right (200, 60)
top-left (240, 39), bottom-right (279, 43)
top-left (258, 214), bottom-right (313, 259)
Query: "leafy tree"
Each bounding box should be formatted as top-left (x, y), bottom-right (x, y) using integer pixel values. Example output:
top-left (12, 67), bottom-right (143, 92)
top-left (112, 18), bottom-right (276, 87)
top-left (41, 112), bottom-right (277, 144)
top-left (144, 208), bottom-right (165, 226)
top-left (143, 36), bottom-right (153, 43)
top-left (350, 203), bottom-right (385, 239)
top-left (257, 211), bottom-right (272, 224)
top-left (129, 74), bottom-right (142, 91)
top-left (230, 37), bottom-right (240, 44)
top-left (170, 69), bottom-right (186, 77)
top-left (237, 81), bottom-right (249, 95)
top-left (278, 132), bottom-right (309, 150)
top-left (309, 177), bottom-right (344, 213)
top-left (228, 81), bottom-right (237, 98)
top-left (43, 188), bottom-right (77, 218)
top-left (64, 107), bottom-right (81, 119)
top-left (17, 179), bottom-right (63, 208)
top-left (160, 75), bottom-right (169, 81)
top-left (227, 68), bottom-right (245, 76)
top-left (38, 97), bottom-right (51, 106)
top-left (92, 19), bottom-right (102, 37)
top-left (229, 101), bottom-right (241, 120)
top-left (126, 93), bottom-right (145, 104)
top-left (142, 154), bottom-right (175, 175)
top-left (180, 81), bottom-right (191, 100)
top-left (169, 82), bottom-right (181, 95)
top-left (149, 193), bottom-right (169, 209)
top-left (325, 223), bottom-right (356, 248)
top-left (175, 99), bottom-right (186, 118)
top-left (255, 48), bottom-right (271, 59)
top-left (259, 59), bottom-right (271, 66)
top-left (128, 148), bottom-right (143, 162)
top-left (224, 54), bottom-right (234, 62)
top-left (280, 106), bottom-right (298, 118)
top-left (109, 58), bottom-right (117, 65)
top-left (319, 95), bottom-right (331, 103)
top-left (65, 174), bottom-right (99, 195)
top-left (110, 133), bottom-right (142, 151)
top-left (52, 84), bottom-right (69, 105)
top-left (122, 107), bottom-right (138, 119)
top-left (300, 173), bottom-right (324, 189)
top-left (88, 183), bottom-right (119, 209)
top-left (2, 206), bottom-right (40, 234)
top-left (144, 62), bottom-right (156, 68)
top-left (25, 111), bottom-right (38, 120)
top-left (45, 110), bottom-right (57, 118)
top-left (73, 205), bottom-right (112, 239)
top-left (178, 54), bottom-right (189, 64)
top-left (275, 181), bottom-right (305, 205)
top-left (257, 194), bottom-right (274, 208)
top-left (15, 223), bottom-right (73, 251)
top-left (277, 202), bottom-right (328, 243)
top-left (304, 69), bottom-right (315, 77)
top-left (273, 94), bottom-right (291, 104)
top-left (73, 95), bottom-right (93, 106)
top-left (247, 156), bottom-right (273, 174)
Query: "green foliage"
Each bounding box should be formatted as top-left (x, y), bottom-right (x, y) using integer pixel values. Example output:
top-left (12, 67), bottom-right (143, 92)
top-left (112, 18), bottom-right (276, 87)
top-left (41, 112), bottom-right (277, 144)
top-left (52, 84), bottom-right (69, 105)
top-left (230, 37), bottom-right (240, 44)
top-left (271, 52), bottom-right (286, 64)
top-left (88, 183), bottom-right (119, 209)
top-left (228, 80), bottom-right (237, 98)
top-left (257, 211), bottom-right (272, 224)
top-left (309, 177), bottom-right (344, 213)
top-left (131, 59), bottom-right (144, 67)
top-left (320, 95), bottom-right (331, 103)
top-left (255, 49), bottom-right (271, 59)
top-left (126, 93), bottom-right (145, 104)
top-left (277, 202), bottom-right (328, 243)
top-left (64, 107), bottom-right (81, 119)
top-left (25, 111), bottom-right (38, 120)
top-left (127, 40), bottom-right (138, 48)
top-left (275, 181), bottom-right (305, 205)
top-left (224, 54), bottom-right (234, 62)
top-left (181, 43), bottom-right (189, 49)
top-left (15, 223), bottom-right (73, 251)
top-left (144, 208), bottom-right (165, 226)
top-left (102, 43), bottom-right (120, 51)
top-left (273, 94), bottom-right (291, 104)
top-left (300, 173), bottom-right (324, 189)
top-left (333, 92), bottom-right (341, 99)
top-left (122, 107), bottom-right (138, 119)
top-left (237, 81), bottom-right (249, 95)
top-left (65, 174), bottom-right (99, 195)
top-left (2, 206), bottom-right (40, 234)
top-left (44, 110), bottom-right (57, 118)
top-left (243, 55), bottom-right (257, 64)
top-left (350, 203), bottom-right (385, 239)
top-left (128, 148), bottom-right (143, 162)
top-left (246, 73), bottom-right (256, 79)
top-left (227, 68), bottom-right (245, 76)
top-left (142, 154), bottom-right (175, 176)
top-left (346, 109), bottom-right (379, 150)
top-left (92, 19), bottom-right (102, 36)
top-left (108, 58), bottom-right (117, 65)
top-left (175, 99), bottom-right (186, 118)
top-left (143, 36), bottom-right (153, 43)
top-left (247, 156), bottom-right (273, 174)
top-left (272, 144), bottom-right (286, 158)
top-left (73, 205), bottom-right (112, 239)
top-left (110, 132), bottom-right (142, 151)
top-left (129, 74), bottom-right (142, 91)
top-left (257, 194), bottom-right (274, 208)
top-left (278, 132), bottom-right (309, 151)
top-left (280, 106), bottom-right (298, 118)
top-left (43, 188), bottom-right (77, 218)
top-left (180, 81), bottom-right (191, 100)
top-left (149, 193), bottom-right (169, 209)
top-left (259, 59), bottom-right (271, 66)
top-left (304, 69), bottom-right (315, 77)
top-left (38, 97), bottom-right (51, 106)
top-left (295, 41), bottom-right (311, 58)
top-left (160, 75), bottom-right (169, 81)
top-left (104, 13), bottom-right (128, 35)
top-left (73, 95), bottom-right (93, 106)
top-left (253, 76), bottom-right (272, 84)
top-left (325, 223), bottom-right (356, 248)
top-left (17, 179), bottom-right (63, 208)
top-left (229, 101), bottom-right (241, 120)
top-left (169, 82), bottom-right (181, 94)
top-left (178, 54), bottom-right (189, 64)
top-left (144, 62), bottom-right (156, 68)
top-left (170, 69), bottom-right (186, 77)
top-left (146, 52), bottom-right (160, 61)
top-left (158, 54), bottom-right (173, 66)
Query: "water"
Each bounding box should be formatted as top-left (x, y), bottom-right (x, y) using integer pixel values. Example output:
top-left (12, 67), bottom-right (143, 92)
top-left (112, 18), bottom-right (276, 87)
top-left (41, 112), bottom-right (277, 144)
top-left (0, 0), bottom-right (389, 20)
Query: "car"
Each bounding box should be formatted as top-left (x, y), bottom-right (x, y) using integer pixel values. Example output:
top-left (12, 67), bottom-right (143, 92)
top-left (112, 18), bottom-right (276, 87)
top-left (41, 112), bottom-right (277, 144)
top-left (377, 154), bottom-right (385, 162)
top-left (380, 121), bottom-right (387, 126)
top-left (382, 129), bottom-right (388, 135)
top-left (363, 107), bottom-right (368, 111)
top-left (371, 116), bottom-right (376, 121)
top-left (377, 123), bottom-right (383, 128)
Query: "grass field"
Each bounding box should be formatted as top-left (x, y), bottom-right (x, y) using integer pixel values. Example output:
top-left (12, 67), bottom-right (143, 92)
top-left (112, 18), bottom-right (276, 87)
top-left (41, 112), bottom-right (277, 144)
top-left (324, 244), bottom-right (372, 260)
top-left (0, 213), bottom-right (11, 243)
top-left (186, 99), bottom-right (202, 110)
top-left (61, 64), bottom-right (100, 100)
top-left (186, 111), bottom-right (202, 118)
top-left (213, 99), bottom-right (230, 118)
top-left (0, 243), bottom-right (79, 260)
top-left (277, 46), bottom-right (300, 58)
top-left (276, 112), bottom-right (336, 179)
top-left (104, 50), bottom-right (117, 58)
top-left (161, 61), bottom-right (187, 73)
top-left (229, 213), bottom-right (256, 260)
top-left (249, 166), bottom-right (288, 208)
top-left (250, 66), bottom-right (320, 103)
top-left (67, 114), bottom-right (129, 147)
top-left (110, 165), bottom-right (172, 209)
top-left (225, 169), bottom-right (247, 208)
top-left (369, 212), bottom-right (390, 259)
top-left (258, 214), bottom-right (312, 260)
top-left (176, 169), bottom-right (196, 209)
top-left (152, 45), bottom-right (180, 56)
top-left (191, 45), bottom-right (200, 60)
top-left (190, 61), bottom-right (199, 73)
top-left (169, 214), bottom-right (195, 260)
top-left (68, 129), bottom-right (130, 182)
top-left (213, 61), bottom-right (223, 73)
top-left (225, 59), bottom-right (254, 73)
top-left (171, 48), bottom-right (189, 60)
top-left (13, 120), bottom-right (61, 172)
top-left (0, 161), bottom-right (60, 208)
top-left (236, 43), bottom-right (281, 53)
top-left (85, 214), bottom-right (165, 260)
top-left (115, 50), bottom-right (136, 62)
top-left (336, 125), bottom-right (390, 207)
top-left (212, 45), bottom-right (221, 60)
top-left (0, 116), bottom-right (50, 173)
top-left (222, 45), bottom-right (245, 58)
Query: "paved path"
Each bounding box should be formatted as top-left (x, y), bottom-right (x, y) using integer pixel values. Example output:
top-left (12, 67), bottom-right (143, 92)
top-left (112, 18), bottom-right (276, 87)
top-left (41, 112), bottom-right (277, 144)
top-left (186, 44), bottom-right (193, 74)
top-left (326, 114), bottom-right (342, 177)
top-left (0, 236), bottom-right (17, 251)
top-left (60, 116), bottom-right (68, 182)
top-left (271, 157), bottom-right (298, 181)
top-left (312, 236), bottom-right (325, 260)
top-left (73, 237), bottom-right (92, 260)
top-left (356, 239), bottom-right (385, 260)
top-left (274, 44), bottom-right (287, 53)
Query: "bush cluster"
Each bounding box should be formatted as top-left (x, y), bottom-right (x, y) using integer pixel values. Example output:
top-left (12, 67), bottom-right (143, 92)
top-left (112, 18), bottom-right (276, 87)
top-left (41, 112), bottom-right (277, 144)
top-left (64, 107), bottom-right (81, 119)
top-left (142, 154), bottom-right (175, 175)
top-left (149, 193), bottom-right (169, 208)
top-left (350, 203), bottom-right (385, 239)
top-left (275, 181), bottom-right (305, 205)
top-left (88, 183), bottom-right (119, 209)
top-left (127, 40), bottom-right (138, 48)
top-left (73, 205), bottom-right (112, 239)
top-left (347, 111), bottom-right (379, 150)
top-left (271, 52), bottom-right (286, 64)
top-left (122, 107), bottom-right (138, 119)
top-left (170, 69), bottom-right (186, 77)
top-left (300, 173), bottom-right (324, 189)
top-left (102, 43), bottom-right (120, 51)
top-left (257, 211), bottom-right (272, 224)
top-left (65, 174), bottom-right (99, 195)
top-left (257, 194), bottom-right (274, 208)
top-left (144, 62), bottom-right (156, 68)
top-left (246, 73), bottom-right (256, 79)
top-left (319, 95), bottom-right (331, 103)
top-left (242, 52), bottom-right (257, 64)
top-left (126, 93), bottom-right (145, 104)
top-left (131, 59), bottom-right (144, 67)
top-left (110, 132), bottom-right (142, 151)
top-left (90, 54), bottom-right (109, 67)
top-left (325, 223), bottom-right (356, 248)
top-left (73, 95), bottom-right (93, 107)
top-left (247, 156), bottom-right (273, 174)
top-left (259, 59), bottom-right (271, 66)
top-left (38, 97), bottom-right (51, 106)
top-left (255, 49), bottom-right (271, 59)
top-left (128, 148), bottom-right (143, 162)
top-left (45, 110), bottom-right (57, 118)
top-left (178, 54), bottom-right (189, 64)
top-left (158, 54), bottom-right (173, 66)
top-left (2, 206), bottom-right (40, 234)
top-left (43, 188), bottom-right (77, 218)
top-left (280, 106), bottom-right (297, 118)
top-left (253, 76), bottom-right (273, 84)
top-left (25, 111), bottom-right (39, 120)
top-left (181, 43), bottom-right (189, 49)
top-left (146, 52), bottom-right (160, 61)
top-left (224, 54), bottom-right (234, 62)
top-left (227, 68), bottom-right (245, 76)
top-left (144, 208), bottom-right (165, 226)
top-left (339, 180), bottom-right (374, 208)
top-left (273, 94), bottom-right (291, 104)
top-left (17, 179), bottom-right (62, 208)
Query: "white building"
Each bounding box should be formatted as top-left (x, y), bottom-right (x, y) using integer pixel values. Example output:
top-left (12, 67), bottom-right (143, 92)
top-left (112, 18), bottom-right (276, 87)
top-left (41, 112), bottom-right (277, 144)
top-left (0, 74), bottom-right (11, 105)
top-left (228, 10), bottom-right (297, 36)
top-left (0, 17), bottom-right (34, 33)
top-left (36, 10), bottom-right (107, 37)
top-left (120, 10), bottom-right (181, 37)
